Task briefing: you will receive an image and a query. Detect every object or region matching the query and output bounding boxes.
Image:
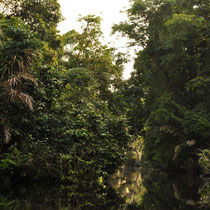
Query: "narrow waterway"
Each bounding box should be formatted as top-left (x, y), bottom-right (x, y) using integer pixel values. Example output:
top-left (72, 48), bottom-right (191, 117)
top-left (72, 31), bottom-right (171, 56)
top-left (0, 165), bottom-right (209, 209)
top-left (109, 165), bottom-right (209, 209)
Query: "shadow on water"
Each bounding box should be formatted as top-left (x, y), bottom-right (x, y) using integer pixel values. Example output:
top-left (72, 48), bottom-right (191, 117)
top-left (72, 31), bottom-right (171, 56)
top-left (0, 178), bottom-right (125, 210)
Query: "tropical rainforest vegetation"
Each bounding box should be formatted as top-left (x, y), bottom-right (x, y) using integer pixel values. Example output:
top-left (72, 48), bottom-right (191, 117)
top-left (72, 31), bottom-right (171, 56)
top-left (114, 0), bottom-right (210, 172)
top-left (0, 0), bottom-right (209, 206)
top-left (0, 0), bottom-right (131, 185)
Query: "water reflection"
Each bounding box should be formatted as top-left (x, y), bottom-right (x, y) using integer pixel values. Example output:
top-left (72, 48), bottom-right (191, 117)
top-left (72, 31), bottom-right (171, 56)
top-left (0, 179), bottom-right (125, 210)
top-left (110, 165), bottom-right (210, 209)
top-left (0, 167), bottom-right (209, 209)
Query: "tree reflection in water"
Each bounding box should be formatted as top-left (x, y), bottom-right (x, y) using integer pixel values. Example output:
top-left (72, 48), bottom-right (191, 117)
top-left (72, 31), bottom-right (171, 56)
top-left (0, 168), bottom-right (209, 209)
top-left (0, 179), bottom-right (125, 210)
top-left (110, 165), bottom-right (210, 210)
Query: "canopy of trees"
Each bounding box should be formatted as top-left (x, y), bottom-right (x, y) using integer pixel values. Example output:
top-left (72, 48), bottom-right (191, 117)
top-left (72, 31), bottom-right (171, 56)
top-left (114, 0), bottom-right (210, 171)
top-left (0, 0), bottom-right (130, 184)
top-left (0, 0), bottom-right (209, 194)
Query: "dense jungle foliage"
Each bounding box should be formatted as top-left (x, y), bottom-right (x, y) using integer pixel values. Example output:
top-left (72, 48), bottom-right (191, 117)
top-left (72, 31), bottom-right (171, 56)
top-left (0, 0), bottom-right (209, 195)
top-left (114, 0), bottom-right (210, 172)
top-left (0, 0), bottom-right (130, 185)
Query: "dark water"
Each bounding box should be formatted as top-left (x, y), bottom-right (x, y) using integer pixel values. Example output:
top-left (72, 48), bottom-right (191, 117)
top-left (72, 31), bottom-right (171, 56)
top-left (0, 167), bottom-right (209, 209)
top-left (109, 165), bottom-right (210, 210)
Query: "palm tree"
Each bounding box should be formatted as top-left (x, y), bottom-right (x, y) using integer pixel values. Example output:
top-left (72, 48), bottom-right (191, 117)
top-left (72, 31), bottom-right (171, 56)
top-left (0, 18), bottom-right (40, 145)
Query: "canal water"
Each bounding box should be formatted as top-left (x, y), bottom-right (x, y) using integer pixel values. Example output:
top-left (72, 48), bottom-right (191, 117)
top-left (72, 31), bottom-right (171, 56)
top-left (0, 165), bottom-right (209, 209)
top-left (109, 165), bottom-right (209, 209)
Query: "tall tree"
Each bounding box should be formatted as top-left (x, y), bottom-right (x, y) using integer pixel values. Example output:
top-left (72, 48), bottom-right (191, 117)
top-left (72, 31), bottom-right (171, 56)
top-left (0, 12), bottom-right (130, 181)
top-left (1, 0), bottom-right (63, 63)
top-left (0, 17), bottom-right (41, 149)
top-left (61, 15), bottom-right (125, 107)
top-left (114, 0), bottom-right (210, 170)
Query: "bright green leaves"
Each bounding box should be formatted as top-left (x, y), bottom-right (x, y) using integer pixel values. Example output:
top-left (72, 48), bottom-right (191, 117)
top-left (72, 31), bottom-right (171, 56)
top-left (61, 15), bottom-right (125, 111)
top-left (164, 13), bottom-right (204, 41)
top-left (0, 18), bottom-right (41, 79)
top-left (0, 0), bottom-right (129, 184)
top-left (1, 0), bottom-right (62, 40)
top-left (59, 68), bottom-right (96, 108)
top-left (61, 15), bottom-right (104, 68)
top-left (129, 0), bottom-right (147, 16)
top-left (0, 17), bottom-right (40, 105)
top-left (198, 149), bottom-right (210, 173)
top-left (0, 17), bottom-right (41, 145)
top-left (186, 76), bottom-right (210, 98)
top-left (1, 0), bottom-right (63, 65)
top-left (183, 110), bottom-right (210, 138)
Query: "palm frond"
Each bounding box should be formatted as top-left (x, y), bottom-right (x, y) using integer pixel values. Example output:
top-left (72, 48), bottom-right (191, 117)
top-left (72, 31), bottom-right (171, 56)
top-left (9, 88), bottom-right (18, 102)
top-left (3, 124), bottom-right (11, 144)
top-left (16, 72), bottom-right (37, 86)
top-left (159, 125), bottom-right (180, 136)
top-left (17, 92), bottom-right (34, 111)
top-left (1, 48), bottom-right (39, 80)
top-left (1, 72), bottom-right (36, 110)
